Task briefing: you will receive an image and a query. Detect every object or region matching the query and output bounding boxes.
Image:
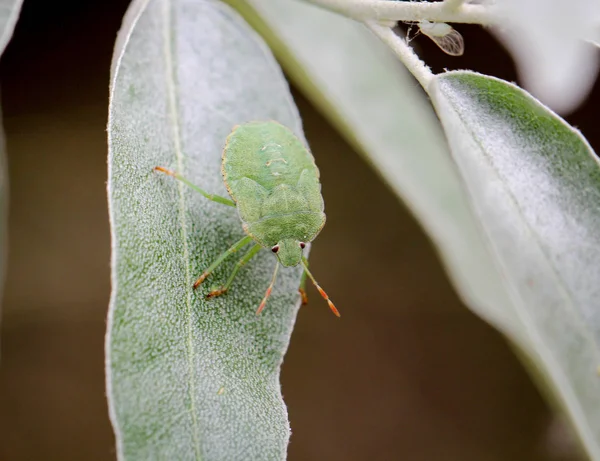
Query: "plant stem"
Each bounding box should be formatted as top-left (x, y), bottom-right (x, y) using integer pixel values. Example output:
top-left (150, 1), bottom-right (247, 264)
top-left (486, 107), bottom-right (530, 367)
top-left (366, 22), bottom-right (433, 90)
top-left (442, 0), bottom-right (468, 11)
top-left (305, 0), bottom-right (492, 24)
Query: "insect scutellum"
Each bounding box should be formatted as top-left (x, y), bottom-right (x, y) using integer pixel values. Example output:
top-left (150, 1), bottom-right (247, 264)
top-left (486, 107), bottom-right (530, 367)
top-left (153, 120), bottom-right (340, 318)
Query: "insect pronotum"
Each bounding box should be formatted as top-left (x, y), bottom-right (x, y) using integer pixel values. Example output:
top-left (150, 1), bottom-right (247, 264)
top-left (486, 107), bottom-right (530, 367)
top-left (417, 20), bottom-right (464, 56)
top-left (154, 120), bottom-right (340, 317)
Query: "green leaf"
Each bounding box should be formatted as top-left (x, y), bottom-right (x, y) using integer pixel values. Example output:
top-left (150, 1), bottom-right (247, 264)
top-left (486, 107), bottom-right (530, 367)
top-left (106, 0), bottom-right (305, 459)
top-left (227, 0), bottom-right (516, 338)
top-left (225, 1), bottom-right (600, 456)
top-left (430, 70), bottom-right (600, 457)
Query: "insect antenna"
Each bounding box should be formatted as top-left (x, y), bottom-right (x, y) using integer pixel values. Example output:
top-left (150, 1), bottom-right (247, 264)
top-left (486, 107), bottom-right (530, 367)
top-left (256, 262), bottom-right (280, 315)
top-left (301, 258), bottom-right (340, 318)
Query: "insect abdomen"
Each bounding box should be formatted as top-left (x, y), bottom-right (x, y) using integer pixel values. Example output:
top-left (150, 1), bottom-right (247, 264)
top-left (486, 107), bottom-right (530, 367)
top-left (222, 121), bottom-right (319, 198)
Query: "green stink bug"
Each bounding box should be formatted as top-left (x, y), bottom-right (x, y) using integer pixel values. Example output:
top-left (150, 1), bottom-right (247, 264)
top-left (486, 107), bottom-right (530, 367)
top-left (154, 120), bottom-right (339, 317)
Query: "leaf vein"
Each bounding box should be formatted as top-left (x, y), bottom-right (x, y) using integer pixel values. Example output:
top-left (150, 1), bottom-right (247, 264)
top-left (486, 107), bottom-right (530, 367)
top-left (163, 0), bottom-right (202, 458)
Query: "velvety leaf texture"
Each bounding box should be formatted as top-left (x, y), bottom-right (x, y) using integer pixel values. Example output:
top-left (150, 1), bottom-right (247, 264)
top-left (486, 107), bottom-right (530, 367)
top-left (431, 71), bottom-right (600, 457)
top-left (227, 0), bottom-right (517, 331)
top-left (228, 2), bottom-right (600, 456)
top-left (106, 0), bottom-right (306, 459)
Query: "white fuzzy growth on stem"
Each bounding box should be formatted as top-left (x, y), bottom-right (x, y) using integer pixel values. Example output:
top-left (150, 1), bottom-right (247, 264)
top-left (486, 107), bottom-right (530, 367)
top-left (305, 0), bottom-right (492, 24)
top-left (366, 22), bottom-right (433, 89)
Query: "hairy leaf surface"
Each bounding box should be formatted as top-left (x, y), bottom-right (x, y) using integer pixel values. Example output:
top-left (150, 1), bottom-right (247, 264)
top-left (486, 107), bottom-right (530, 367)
top-left (227, 0), bottom-right (518, 336)
top-left (106, 0), bottom-right (305, 459)
top-left (226, 1), bottom-right (600, 456)
top-left (431, 70), bottom-right (600, 457)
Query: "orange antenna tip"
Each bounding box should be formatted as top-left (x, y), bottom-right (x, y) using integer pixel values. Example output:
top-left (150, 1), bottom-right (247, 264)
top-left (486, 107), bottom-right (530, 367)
top-left (328, 300), bottom-right (341, 318)
top-left (301, 259), bottom-right (341, 318)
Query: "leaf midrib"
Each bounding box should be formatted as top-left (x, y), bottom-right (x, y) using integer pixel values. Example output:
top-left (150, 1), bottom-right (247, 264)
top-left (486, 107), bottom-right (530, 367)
top-left (163, 0), bottom-right (202, 458)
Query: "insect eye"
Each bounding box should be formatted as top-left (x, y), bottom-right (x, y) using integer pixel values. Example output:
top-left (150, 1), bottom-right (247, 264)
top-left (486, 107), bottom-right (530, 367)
top-left (271, 245), bottom-right (279, 253)
top-left (299, 242), bottom-right (306, 249)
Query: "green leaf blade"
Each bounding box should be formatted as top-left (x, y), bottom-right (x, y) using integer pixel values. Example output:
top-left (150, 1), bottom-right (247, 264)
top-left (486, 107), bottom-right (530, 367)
top-left (229, 0), bottom-right (519, 331)
top-left (106, 0), bottom-right (305, 459)
top-left (431, 70), bottom-right (600, 456)
top-left (228, 1), bottom-right (600, 454)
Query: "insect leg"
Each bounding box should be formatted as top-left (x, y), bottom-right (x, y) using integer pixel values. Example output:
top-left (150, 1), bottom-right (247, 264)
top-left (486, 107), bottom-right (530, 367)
top-left (206, 244), bottom-right (261, 299)
top-left (193, 235), bottom-right (253, 289)
top-left (154, 166), bottom-right (236, 207)
top-left (301, 256), bottom-right (340, 318)
top-left (256, 262), bottom-right (280, 316)
top-left (298, 262), bottom-right (309, 305)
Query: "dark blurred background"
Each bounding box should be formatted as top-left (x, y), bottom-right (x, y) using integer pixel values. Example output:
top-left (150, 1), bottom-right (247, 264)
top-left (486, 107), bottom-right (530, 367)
top-left (0, 1), bottom-right (594, 460)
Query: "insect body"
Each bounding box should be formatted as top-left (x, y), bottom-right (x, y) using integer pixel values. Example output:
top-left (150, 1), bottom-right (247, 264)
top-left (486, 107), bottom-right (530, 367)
top-left (417, 20), bottom-right (464, 56)
top-left (154, 121), bottom-right (339, 317)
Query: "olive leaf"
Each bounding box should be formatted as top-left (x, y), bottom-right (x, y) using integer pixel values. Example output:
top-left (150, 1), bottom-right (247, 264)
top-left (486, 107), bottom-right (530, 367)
top-left (227, 0), bottom-right (515, 346)
top-left (106, 0), bottom-right (306, 459)
top-left (429, 71), bottom-right (600, 457)
top-left (225, 1), bottom-right (600, 457)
